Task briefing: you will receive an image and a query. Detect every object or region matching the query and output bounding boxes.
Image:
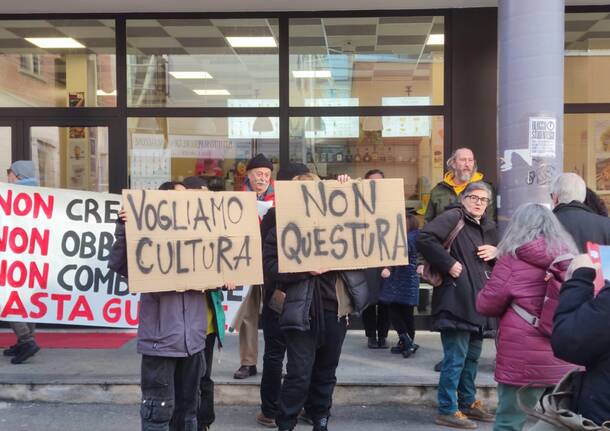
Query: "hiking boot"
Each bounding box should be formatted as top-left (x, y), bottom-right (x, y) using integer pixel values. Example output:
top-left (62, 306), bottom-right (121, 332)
top-left (11, 341), bottom-right (40, 364)
top-left (313, 416), bottom-right (329, 431)
top-left (367, 336), bottom-right (378, 349)
top-left (377, 337), bottom-right (388, 349)
top-left (461, 400), bottom-right (495, 422)
top-left (435, 412), bottom-right (478, 429)
top-left (3, 343), bottom-right (19, 357)
top-left (298, 409), bottom-right (314, 425)
top-left (233, 365), bottom-right (257, 379)
top-left (255, 411), bottom-right (276, 428)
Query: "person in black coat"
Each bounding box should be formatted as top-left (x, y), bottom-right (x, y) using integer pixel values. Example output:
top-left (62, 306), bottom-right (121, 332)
top-left (551, 173), bottom-right (610, 252)
top-left (361, 169), bottom-right (391, 350)
top-left (417, 181), bottom-right (498, 429)
top-left (256, 163), bottom-right (312, 428)
top-left (264, 173), bottom-right (369, 431)
top-left (551, 255), bottom-right (610, 426)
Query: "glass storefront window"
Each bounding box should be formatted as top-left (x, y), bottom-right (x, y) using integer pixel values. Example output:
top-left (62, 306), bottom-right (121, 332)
top-left (289, 16), bottom-right (444, 107)
top-left (127, 19), bottom-right (279, 107)
top-left (565, 13), bottom-right (610, 103)
top-left (30, 126), bottom-right (109, 192)
top-left (565, 114), bottom-right (610, 208)
top-left (0, 20), bottom-right (116, 107)
top-left (127, 117), bottom-right (279, 190)
top-left (0, 127), bottom-right (11, 174)
top-left (289, 115), bottom-right (444, 212)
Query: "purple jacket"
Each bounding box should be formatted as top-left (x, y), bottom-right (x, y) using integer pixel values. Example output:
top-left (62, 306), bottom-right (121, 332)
top-left (476, 237), bottom-right (573, 386)
top-left (137, 291), bottom-right (207, 357)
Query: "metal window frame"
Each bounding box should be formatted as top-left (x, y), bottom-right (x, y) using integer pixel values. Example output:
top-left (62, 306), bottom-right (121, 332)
top-left (0, 9), bottom-right (452, 193)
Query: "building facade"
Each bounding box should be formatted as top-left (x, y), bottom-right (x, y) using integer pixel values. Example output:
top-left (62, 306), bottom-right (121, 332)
top-left (1, 3), bottom-right (609, 319)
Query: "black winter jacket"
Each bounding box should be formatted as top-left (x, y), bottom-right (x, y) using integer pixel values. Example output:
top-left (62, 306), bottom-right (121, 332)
top-left (263, 216), bottom-right (369, 332)
top-left (108, 220), bottom-right (128, 277)
top-left (553, 201), bottom-right (610, 252)
top-left (552, 268), bottom-right (610, 425)
top-left (417, 207), bottom-right (498, 332)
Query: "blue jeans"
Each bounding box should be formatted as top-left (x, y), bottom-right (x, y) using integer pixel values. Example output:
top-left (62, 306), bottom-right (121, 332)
top-left (438, 330), bottom-right (483, 415)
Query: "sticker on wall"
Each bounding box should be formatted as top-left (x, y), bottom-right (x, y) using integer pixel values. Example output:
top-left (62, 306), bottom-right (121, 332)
top-left (528, 117), bottom-right (556, 158)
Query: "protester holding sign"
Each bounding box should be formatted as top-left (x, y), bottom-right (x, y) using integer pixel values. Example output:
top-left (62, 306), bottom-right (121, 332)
top-left (256, 163), bottom-right (311, 428)
top-left (233, 153), bottom-right (275, 380)
top-left (109, 181), bottom-right (209, 431)
top-left (3, 160), bottom-right (41, 364)
top-left (266, 173), bottom-right (370, 431)
top-left (476, 203), bottom-right (576, 431)
top-left (417, 181), bottom-right (498, 429)
top-left (181, 176), bottom-right (230, 431)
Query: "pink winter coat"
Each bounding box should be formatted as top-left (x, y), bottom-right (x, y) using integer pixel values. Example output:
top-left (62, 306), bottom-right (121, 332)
top-left (476, 237), bottom-right (574, 387)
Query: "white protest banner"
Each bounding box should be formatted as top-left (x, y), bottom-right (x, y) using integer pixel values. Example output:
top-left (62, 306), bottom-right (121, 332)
top-left (0, 183), bottom-right (138, 328)
top-left (123, 190), bottom-right (263, 293)
top-left (275, 179), bottom-right (408, 273)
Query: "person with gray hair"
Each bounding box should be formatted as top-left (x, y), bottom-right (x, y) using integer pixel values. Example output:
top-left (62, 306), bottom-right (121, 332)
top-left (424, 148), bottom-right (496, 223)
top-left (477, 203), bottom-right (576, 431)
top-left (418, 181), bottom-right (498, 429)
top-left (551, 172), bottom-right (610, 252)
top-left (4, 160), bottom-right (40, 364)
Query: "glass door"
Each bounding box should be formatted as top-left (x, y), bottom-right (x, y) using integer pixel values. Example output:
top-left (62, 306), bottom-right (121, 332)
top-left (24, 119), bottom-right (119, 193)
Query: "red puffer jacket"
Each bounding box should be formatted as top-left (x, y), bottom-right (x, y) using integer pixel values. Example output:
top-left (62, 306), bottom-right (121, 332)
top-left (476, 237), bottom-right (574, 386)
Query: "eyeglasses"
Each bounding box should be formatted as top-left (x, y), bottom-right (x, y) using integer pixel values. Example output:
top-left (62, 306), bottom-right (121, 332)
top-left (464, 195), bottom-right (491, 205)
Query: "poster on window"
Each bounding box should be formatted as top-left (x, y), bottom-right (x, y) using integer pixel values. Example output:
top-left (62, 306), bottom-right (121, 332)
top-left (596, 157), bottom-right (610, 191)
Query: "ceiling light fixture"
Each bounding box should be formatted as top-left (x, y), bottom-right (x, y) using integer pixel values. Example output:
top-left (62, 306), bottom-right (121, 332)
top-left (292, 70), bottom-right (332, 79)
top-left (193, 89), bottom-right (231, 96)
top-left (305, 117), bottom-right (326, 133)
top-left (96, 89), bottom-right (117, 96)
top-left (169, 71), bottom-right (213, 79)
top-left (362, 116), bottom-right (383, 132)
top-left (226, 37), bottom-right (277, 48)
top-left (252, 117), bottom-right (274, 133)
top-left (426, 34), bottom-right (445, 46)
top-left (25, 37), bottom-right (85, 49)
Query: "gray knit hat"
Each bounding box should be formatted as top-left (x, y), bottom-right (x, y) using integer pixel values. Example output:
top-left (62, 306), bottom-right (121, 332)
top-left (9, 160), bottom-right (36, 180)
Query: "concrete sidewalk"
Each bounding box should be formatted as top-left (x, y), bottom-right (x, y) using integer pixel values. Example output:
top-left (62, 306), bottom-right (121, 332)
top-left (0, 331), bottom-right (498, 407)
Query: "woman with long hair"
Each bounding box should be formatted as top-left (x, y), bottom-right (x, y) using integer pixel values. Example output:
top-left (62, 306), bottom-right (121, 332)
top-left (476, 203), bottom-right (577, 431)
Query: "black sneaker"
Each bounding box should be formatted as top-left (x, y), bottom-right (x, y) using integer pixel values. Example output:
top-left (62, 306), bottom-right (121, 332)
top-left (434, 360), bottom-right (443, 372)
top-left (313, 416), bottom-right (329, 431)
top-left (3, 344), bottom-right (20, 357)
top-left (11, 341), bottom-right (39, 364)
top-left (367, 336), bottom-right (378, 349)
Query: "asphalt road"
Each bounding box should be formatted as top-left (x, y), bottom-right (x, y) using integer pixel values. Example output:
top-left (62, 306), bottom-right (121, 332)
top-left (0, 402), bottom-right (496, 430)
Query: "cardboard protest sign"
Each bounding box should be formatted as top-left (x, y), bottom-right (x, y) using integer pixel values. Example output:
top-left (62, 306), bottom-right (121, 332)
top-left (123, 189), bottom-right (263, 293)
top-left (275, 179), bottom-right (408, 273)
top-left (0, 183), bottom-right (138, 328)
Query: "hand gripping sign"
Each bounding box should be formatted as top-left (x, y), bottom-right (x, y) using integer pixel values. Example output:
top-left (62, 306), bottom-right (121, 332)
top-left (122, 189), bottom-right (263, 293)
top-left (274, 179), bottom-right (409, 273)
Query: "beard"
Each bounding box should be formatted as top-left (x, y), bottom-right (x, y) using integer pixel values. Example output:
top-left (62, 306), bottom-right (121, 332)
top-left (455, 169), bottom-right (473, 183)
top-left (254, 181), bottom-right (269, 193)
